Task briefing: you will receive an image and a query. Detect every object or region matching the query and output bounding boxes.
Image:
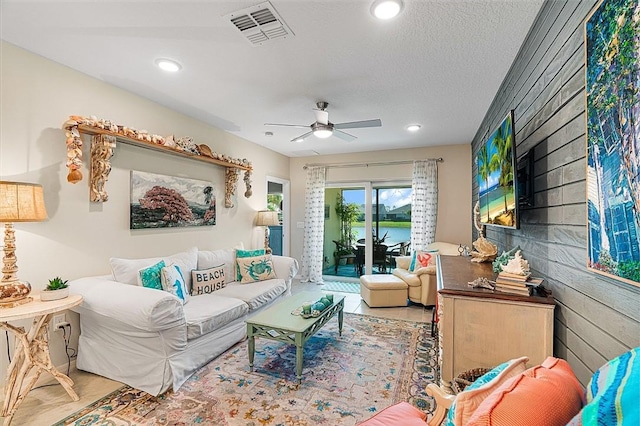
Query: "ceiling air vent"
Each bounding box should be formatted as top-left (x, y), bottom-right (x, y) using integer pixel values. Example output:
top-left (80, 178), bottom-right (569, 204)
top-left (225, 1), bottom-right (294, 46)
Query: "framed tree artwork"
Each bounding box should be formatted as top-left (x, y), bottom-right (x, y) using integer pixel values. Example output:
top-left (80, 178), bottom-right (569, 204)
top-left (585, 0), bottom-right (640, 286)
top-left (130, 171), bottom-right (216, 229)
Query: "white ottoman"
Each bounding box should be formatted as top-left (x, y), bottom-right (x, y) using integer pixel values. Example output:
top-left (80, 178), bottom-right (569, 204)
top-left (360, 274), bottom-right (408, 307)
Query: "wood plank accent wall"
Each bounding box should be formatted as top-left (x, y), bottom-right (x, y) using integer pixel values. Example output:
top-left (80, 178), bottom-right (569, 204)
top-left (471, 0), bottom-right (640, 386)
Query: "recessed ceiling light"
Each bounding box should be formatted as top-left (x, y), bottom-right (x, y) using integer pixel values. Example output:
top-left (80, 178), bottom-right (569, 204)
top-left (155, 58), bottom-right (182, 72)
top-left (371, 0), bottom-right (403, 20)
top-left (407, 124), bottom-right (421, 132)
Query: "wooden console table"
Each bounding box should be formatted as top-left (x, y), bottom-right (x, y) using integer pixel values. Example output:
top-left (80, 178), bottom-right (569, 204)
top-left (436, 256), bottom-right (555, 391)
top-left (0, 294), bottom-right (83, 425)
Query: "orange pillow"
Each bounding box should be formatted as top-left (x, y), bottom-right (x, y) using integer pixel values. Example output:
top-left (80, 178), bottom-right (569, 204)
top-left (467, 357), bottom-right (583, 426)
top-left (452, 356), bottom-right (529, 425)
top-left (357, 401), bottom-right (426, 426)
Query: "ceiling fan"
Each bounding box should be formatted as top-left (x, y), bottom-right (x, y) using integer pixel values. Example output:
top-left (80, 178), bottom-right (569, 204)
top-left (265, 101), bottom-right (382, 142)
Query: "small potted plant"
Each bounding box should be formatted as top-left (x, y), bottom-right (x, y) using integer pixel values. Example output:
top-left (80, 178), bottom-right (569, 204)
top-left (41, 277), bottom-right (69, 301)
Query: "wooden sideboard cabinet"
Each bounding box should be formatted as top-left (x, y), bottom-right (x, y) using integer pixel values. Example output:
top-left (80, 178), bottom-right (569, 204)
top-left (436, 255), bottom-right (555, 390)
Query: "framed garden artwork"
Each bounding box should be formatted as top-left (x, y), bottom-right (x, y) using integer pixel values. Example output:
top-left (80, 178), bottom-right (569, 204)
top-left (130, 171), bottom-right (216, 229)
top-left (585, 0), bottom-right (640, 286)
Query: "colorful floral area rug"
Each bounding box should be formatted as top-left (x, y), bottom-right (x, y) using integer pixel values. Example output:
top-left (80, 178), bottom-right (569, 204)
top-left (57, 313), bottom-right (438, 426)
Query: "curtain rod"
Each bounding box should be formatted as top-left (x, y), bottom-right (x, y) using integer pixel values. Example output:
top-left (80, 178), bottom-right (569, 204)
top-left (302, 158), bottom-right (443, 170)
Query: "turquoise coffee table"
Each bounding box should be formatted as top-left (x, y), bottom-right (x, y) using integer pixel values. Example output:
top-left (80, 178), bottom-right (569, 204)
top-left (247, 291), bottom-right (345, 383)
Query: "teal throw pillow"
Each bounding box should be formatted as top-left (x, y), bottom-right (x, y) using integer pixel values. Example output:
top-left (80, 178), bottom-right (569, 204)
top-left (161, 264), bottom-right (189, 304)
top-left (567, 346), bottom-right (639, 426)
top-left (236, 248), bottom-right (265, 281)
top-left (138, 260), bottom-right (166, 290)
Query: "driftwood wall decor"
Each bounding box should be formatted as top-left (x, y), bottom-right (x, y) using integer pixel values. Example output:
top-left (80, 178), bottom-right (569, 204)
top-left (62, 115), bottom-right (253, 207)
top-left (90, 135), bottom-right (116, 202)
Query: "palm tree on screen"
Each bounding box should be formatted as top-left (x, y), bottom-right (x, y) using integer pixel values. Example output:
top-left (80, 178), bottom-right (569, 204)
top-left (478, 144), bottom-right (492, 222)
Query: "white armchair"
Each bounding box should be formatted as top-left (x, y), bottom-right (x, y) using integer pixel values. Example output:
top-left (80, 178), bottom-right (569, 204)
top-left (392, 241), bottom-right (461, 306)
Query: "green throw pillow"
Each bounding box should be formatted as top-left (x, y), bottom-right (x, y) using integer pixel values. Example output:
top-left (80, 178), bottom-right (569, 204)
top-left (138, 260), bottom-right (166, 290)
top-left (236, 248), bottom-right (265, 281)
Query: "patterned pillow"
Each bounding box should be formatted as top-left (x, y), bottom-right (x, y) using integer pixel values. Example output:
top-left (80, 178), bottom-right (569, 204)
top-left (466, 357), bottom-right (583, 426)
top-left (138, 260), bottom-right (166, 290)
top-left (236, 248), bottom-right (265, 281)
top-left (410, 250), bottom-right (438, 272)
top-left (161, 264), bottom-right (189, 304)
top-left (446, 356), bottom-right (529, 426)
top-left (567, 347), bottom-right (639, 426)
top-left (191, 265), bottom-right (226, 296)
top-left (237, 255), bottom-right (277, 284)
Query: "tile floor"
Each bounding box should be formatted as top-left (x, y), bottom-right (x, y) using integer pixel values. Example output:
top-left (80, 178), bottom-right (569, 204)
top-left (7, 279), bottom-right (433, 425)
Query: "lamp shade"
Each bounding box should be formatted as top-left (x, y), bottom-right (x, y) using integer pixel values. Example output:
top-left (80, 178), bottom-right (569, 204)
top-left (255, 210), bottom-right (279, 227)
top-left (0, 181), bottom-right (48, 222)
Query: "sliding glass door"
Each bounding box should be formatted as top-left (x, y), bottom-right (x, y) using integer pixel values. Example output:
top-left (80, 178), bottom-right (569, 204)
top-left (323, 182), bottom-right (411, 280)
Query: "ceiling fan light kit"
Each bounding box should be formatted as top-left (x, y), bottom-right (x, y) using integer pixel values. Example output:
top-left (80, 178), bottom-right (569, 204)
top-left (312, 124), bottom-right (333, 139)
top-left (407, 124), bottom-right (421, 132)
top-left (371, 0), bottom-right (403, 20)
top-left (155, 58), bottom-right (182, 72)
top-left (265, 101), bottom-right (382, 143)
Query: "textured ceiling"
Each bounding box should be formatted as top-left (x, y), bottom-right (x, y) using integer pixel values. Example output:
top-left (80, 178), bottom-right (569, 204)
top-left (0, 0), bottom-right (544, 157)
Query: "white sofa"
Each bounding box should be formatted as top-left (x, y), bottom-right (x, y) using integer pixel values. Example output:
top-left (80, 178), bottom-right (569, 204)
top-left (69, 246), bottom-right (298, 396)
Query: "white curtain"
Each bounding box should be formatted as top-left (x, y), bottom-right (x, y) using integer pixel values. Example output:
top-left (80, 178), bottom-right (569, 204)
top-left (300, 166), bottom-right (326, 283)
top-left (411, 159), bottom-right (438, 251)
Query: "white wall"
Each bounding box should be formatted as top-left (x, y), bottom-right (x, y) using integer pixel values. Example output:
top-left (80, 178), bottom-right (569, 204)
top-left (288, 144), bottom-right (473, 263)
top-left (0, 42), bottom-right (290, 381)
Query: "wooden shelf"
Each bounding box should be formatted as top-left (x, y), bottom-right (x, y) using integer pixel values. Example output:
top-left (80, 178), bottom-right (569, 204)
top-left (77, 124), bottom-right (251, 171)
top-left (63, 118), bottom-right (253, 205)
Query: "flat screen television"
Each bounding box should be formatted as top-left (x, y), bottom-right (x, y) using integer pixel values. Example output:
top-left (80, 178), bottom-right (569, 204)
top-left (476, 110), bottom-right (518, 228)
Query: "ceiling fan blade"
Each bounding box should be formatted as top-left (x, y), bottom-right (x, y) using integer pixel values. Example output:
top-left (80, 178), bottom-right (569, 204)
top-left (333, 130), bottom-right (357, 142)
top-left (313, 109), bottom-right (329, 125)
top-left (264, 123), bottom-right (310, 128)
top-left (334, 119), bottom-right (382, 129)
top-left (290, 131), bottom-right (313, 142)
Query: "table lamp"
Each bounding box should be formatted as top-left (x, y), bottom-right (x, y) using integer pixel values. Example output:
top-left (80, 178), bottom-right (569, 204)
top-left (0, 181), bottom-right (48, 307)
top-left (255, 210), bottom-right (279, 254)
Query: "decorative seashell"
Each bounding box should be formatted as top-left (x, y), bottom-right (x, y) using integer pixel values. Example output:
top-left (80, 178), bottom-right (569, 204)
top-left (500, 250), bottom-right (530, 275)
top-left (198, 144), bottom-right (214, 158)
top-left (470, 236), bottom-right (498, 263)
top-left (63, 119), bottom-right (78, 129)
top-left (67, 169), bottom-right (83, 183)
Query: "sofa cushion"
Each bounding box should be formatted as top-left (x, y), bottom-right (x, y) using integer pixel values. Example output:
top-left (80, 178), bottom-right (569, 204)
top-left (197, 248), bottom-right (236, 285)
top-left (467, 357), bottom-right (583, 426)
top-left (446, 356), bottom-right (529, 426)
top-left (236, 248), bottom-right (265, 281)
top-left (392, 268), bottom-right (422, 287)
top-left (567, 347), bottom-right (639, 426)
top-left (138, 260), bottom-right (166, 290)
top-left (161, 264), bottom-right (190, 304)
top-left (237, 255), bottom-right (277, 283)
top-left (183, 294), bottom-right (248, 340)
top-left (191, 265), bottom-right (227, 295)
top-left (214, 279), bottom-right (286, 311)
top-left (357, 401), bottom-right (426, 426)
top-left (110, 247), bottom-right (198, 290)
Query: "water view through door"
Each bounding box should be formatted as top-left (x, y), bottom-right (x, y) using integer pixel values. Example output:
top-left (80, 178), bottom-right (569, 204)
top-left (323, 185), bottom-right (412, 280)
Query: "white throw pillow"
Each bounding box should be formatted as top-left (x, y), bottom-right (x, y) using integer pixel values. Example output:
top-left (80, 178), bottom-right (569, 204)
top-left (191, 265), bottom-right (226, 295)
top-left (110, 247), bottom-right (198, 290)
top-left (161, 264), bottom-right (189, 304)
top-left (197, 249), bottom-right (236, 285)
